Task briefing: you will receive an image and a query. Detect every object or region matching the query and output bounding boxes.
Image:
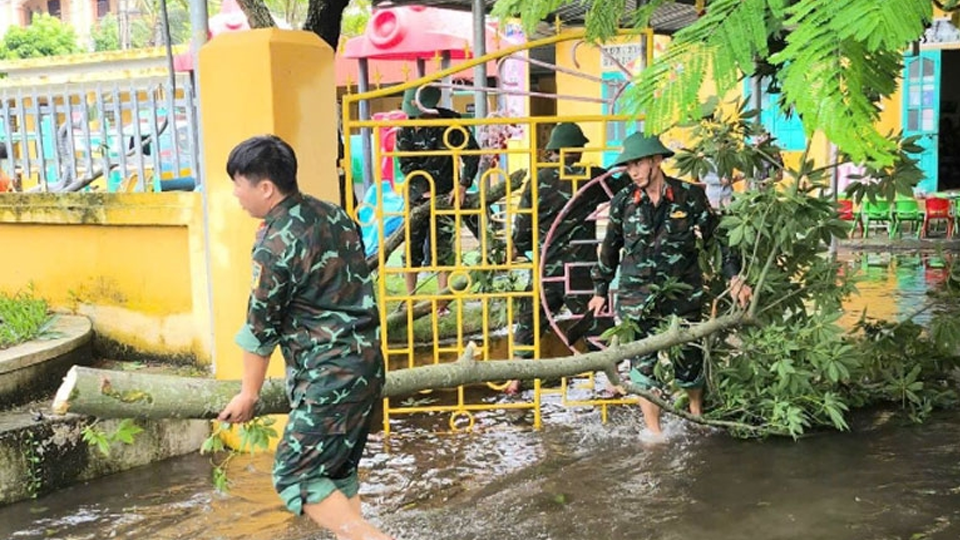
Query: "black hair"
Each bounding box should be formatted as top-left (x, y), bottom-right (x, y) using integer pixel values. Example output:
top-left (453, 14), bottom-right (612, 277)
top-left (226, 134), bottom-right (298, 194)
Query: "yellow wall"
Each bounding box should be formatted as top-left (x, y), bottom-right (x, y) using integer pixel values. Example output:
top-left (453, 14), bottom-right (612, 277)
top-left (198, 29), bottom-right (338, 383)
top-left (0, 192), bottom-right (212, 362)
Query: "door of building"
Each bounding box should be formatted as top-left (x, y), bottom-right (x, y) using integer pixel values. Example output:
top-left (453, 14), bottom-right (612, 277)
top-left (903, 50), bottom-right (941, 194)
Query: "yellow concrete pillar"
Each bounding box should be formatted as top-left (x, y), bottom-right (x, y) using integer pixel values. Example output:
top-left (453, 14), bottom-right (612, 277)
top-left (199, 28), bottom-right (338, 380)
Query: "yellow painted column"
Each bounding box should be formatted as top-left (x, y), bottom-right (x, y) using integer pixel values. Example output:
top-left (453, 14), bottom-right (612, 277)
top-left (199, 28), bottom-right (338, 382)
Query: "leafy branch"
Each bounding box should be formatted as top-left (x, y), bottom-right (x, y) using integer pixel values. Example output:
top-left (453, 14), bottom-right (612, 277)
top-left (81, 419), bottom-right (144, 456)
top-left (200, 417), bottom-right (278, 492)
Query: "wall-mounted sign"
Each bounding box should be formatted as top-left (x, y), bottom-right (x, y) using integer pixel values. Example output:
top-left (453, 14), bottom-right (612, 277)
top-left (600, 42), bottom-right (646, 74)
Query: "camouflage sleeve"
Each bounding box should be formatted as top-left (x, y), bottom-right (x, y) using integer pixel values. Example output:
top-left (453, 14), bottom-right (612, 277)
top-left (691, 184), bottom-right (740, 279)
top-left (234, 238), bottom-right (299, 357)
top-left (459, 128), bottom-right (481, 187)
top-left (512, 173), bottom-right (537, 254)
top-left (592, 190), bottom-right (626, 297)
top-left (396, 127), bottom-right (421, 176)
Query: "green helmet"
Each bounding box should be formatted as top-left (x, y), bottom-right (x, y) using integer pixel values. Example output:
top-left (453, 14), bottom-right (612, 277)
top-left (402, 86), bottom-right (441, 118)
top-left (611, 132), bottom-right (674, 167)
top-left (545, 122), bottom-right (589, 151)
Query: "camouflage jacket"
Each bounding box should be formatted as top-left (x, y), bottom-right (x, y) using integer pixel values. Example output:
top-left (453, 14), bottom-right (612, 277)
top-left (396, 107), bottom-right (480, 199)
top-left (235, 193), bottom-right (384, 407)
top-left (592, 176), bottom-right (739, 318)
top-left (514, 164), bottom-right (628, 277)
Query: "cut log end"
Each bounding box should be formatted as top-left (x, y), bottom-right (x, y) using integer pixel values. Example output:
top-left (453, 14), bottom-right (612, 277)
top-left (52, 366), bottom-right (78, 415)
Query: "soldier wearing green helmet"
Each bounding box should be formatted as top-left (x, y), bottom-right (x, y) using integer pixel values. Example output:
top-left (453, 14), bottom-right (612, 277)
top-left (396, 85), bottom-right (481, 300)
top-left (588, 131), bottom-right (752, 435)
top-left (505, 122), bottom-right (629, 394)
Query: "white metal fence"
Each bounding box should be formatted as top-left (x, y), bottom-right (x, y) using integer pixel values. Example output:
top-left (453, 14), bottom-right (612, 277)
top-left (0, 74), bottom-right (200, 193)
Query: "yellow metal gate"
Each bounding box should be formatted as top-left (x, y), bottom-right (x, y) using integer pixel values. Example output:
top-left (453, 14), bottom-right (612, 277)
top-left (341, 29), bottom-right (653, 435)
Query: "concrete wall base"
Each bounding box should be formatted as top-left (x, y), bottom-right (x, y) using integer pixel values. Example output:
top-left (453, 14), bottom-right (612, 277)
top-left (0, 411), bottom-right (210, 506)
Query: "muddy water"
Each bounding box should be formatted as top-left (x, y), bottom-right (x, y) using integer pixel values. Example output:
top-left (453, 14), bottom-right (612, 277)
top-left (1, 250), bottom-right (958, 540)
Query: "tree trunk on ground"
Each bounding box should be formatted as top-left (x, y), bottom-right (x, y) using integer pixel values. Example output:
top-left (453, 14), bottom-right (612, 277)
top-left (52, 312), bottom-right (760, 432)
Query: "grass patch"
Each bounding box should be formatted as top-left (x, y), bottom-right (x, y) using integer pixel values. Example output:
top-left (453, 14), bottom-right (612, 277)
top-left (0, 286), bottom-right (54, 349)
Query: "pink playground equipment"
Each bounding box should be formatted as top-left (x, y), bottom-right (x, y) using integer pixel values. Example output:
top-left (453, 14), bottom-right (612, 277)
top-left (371, 110), bottom-right (407, 191)
top-left (173, 0), bottom-right (250, 72)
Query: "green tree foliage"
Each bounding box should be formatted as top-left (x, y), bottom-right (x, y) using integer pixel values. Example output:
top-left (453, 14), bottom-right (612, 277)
top-left (89, 1), bottom-right (191, 52)
top-left (492, 0), bottom-right (945, 168)
top-left (91, 15), bottom-right (121, 52)
top-left (340, 0), bottom-right (371, 38)
top-left (0, 14), bottom-right (80, 59)
top-left (264, 0), bottom-right (307, 28)
top-left (661, 104), bottom-right (960, 438)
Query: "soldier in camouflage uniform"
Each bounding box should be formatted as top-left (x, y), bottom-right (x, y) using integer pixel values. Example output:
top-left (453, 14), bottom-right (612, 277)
top-left (506, 123), bottom-right (629, 394)
top-left (218, 135), bottom-right (392, 540)
top-left (588, 132), bottom-right (751, 435)
top-left (396, 86), bottom-right (480, 298)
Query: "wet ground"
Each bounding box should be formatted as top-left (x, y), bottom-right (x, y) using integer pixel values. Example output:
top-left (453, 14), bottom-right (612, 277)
top-left (1, 249), bottom-right (957, 540)
top-left (3, 404), bottom-right (959, 540)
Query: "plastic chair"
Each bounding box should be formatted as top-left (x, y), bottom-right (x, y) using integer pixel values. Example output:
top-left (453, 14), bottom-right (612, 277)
top-left (890, 196), bottom-right (923, 238)
top-left (856, 199), bottom-right (892, 238)
top-left (922, 197), bottom-right (954, 238)
top-left (837, 198), bottom-right (855, 221)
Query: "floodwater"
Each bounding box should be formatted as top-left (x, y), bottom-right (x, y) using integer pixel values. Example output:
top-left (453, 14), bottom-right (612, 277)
top-left (1, 250), bottom-right (958, 540)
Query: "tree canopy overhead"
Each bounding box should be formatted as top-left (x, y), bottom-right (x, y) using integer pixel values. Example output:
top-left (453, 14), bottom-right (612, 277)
top-left (491, 0), bottom-right (960, 168)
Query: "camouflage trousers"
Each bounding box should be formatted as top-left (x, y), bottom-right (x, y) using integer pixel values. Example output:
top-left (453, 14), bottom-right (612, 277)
top-left (514, 270), bottom-right (612, 358)
top-left (272, 396), bottom-right (378, 515)
top-left (406, 200), bottom-right (457, 267)
top-left (623, 311), bottom-right (705, 392)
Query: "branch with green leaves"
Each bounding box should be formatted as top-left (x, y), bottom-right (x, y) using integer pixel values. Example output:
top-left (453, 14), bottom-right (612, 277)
top-left (494, 0), bottom-right (935, 167)
top-left (200, 417), bottom-right (278, 492)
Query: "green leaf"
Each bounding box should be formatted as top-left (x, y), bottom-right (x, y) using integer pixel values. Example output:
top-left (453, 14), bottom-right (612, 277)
top-left (111, 419), bottom-right (143, 445)
top-left (200, 434), bottom-right (225, 455)
top-left (821, 392), bottom-right (850, 431)
top-left (212, 465), bottom-right (230, 493)
top-left (81, 423), bottom-right (112, 457)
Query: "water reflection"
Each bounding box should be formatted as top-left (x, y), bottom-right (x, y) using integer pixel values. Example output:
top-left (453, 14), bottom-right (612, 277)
top-left (1, 250), bottom-right (958, 540)
top-left (841, 250), bottom-right (952, 327)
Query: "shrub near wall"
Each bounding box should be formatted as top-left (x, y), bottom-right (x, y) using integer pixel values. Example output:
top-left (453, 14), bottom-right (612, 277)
top-left (0, 192), bottom-right (212, 365)
top-left (0, 287), bottom-right (52, 349)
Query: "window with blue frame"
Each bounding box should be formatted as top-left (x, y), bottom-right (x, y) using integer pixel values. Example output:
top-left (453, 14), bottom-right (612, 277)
top-left (743, 76), bottom-right (806, 151)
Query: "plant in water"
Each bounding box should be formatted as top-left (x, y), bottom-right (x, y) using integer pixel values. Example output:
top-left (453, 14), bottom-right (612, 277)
top-left (201, 417), bottom-right (278, 492)
top-left (589, 95), bottom-right (960, 438)
top-left (0, 285), bottom-right (55, 349)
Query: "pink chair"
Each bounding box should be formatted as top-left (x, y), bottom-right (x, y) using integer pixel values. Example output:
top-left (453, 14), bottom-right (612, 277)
top-left (922, 197), bottom-right (954, 238)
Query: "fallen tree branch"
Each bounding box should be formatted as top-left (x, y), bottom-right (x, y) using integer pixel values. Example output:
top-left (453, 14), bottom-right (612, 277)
top-left (26, 116), bottom-right (173, 193)
top-left (52, 312), bottom-right (757, 435)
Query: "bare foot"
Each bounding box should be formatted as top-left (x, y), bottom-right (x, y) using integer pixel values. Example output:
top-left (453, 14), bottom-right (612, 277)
top-left (598, 383), bottom-right (625, 399)
top-left (638, 428), bottom-right (667, 445)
